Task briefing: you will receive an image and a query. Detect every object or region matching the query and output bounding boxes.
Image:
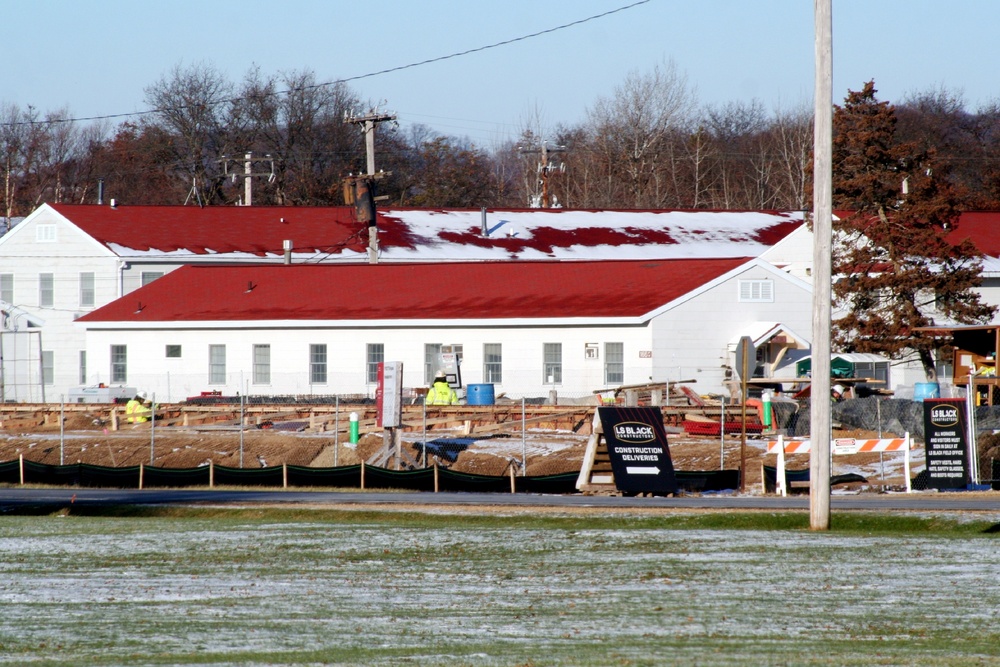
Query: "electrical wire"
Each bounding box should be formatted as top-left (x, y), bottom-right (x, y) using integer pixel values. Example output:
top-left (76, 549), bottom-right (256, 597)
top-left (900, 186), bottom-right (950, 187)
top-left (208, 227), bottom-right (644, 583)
top-left (0, 1), bottom-right (651, 129)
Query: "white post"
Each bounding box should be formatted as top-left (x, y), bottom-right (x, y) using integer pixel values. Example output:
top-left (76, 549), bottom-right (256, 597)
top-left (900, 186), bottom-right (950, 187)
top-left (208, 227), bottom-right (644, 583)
top-left (149, 392), bottom-right (156, 465)
top-left (59, 395), bottom-right (65, 466)
top-left (904, 432), bottom-right (912, 493)
top-left (776, 435), bottom-right (787, 498)
top-left (810, 0), bottom-right (834, 530)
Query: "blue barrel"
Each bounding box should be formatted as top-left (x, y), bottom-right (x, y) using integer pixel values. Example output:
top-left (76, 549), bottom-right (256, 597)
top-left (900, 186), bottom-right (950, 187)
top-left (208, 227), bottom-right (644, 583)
top-left (914, 382), bottom-right (940, 400)
top-left (466, 383), bottom-right (495, 405)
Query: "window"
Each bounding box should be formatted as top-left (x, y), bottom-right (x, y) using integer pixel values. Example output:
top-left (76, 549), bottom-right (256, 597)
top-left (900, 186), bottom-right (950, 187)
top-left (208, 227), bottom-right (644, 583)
top-left (310, 344), bottom-right (328, 384)
top-left (79, 350), bottom-right (87, 385)
top-left (39, 273), bottom-right (54, 308)
top-left (424, 343), bottom-right (442, 385)
top-left (738, 279), bottom-right (774, 302)
top-left (209, 345), bottom-right (226, 384)
top-left (141, 271), bottom-right (164, 287)
top-left (605, 342), bottom-right (624, 385)
top-left (35, 224), bottom-right (56, 242)
top-left (367, 343), bottom-right (384, 384)
top-left (0, 273), bottom-right (12, 304)
top-left (110, 345), bottom-right (127, 383)
top-left (484, 343), bottom-right (502, 383)
top-left (253, 344), bottom-right (271, 384)
top-left (543, 343), bottom-right (562, 384)
top-left (42, 351), bottom-right (54, 385)
top-left (165, 345), bottom-right (182, 358)
top-left (79, 272), bottom-right (95, 308)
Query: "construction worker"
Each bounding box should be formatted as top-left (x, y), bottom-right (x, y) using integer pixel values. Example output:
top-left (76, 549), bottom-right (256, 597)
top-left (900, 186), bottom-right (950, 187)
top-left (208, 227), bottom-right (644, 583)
top-left (125, 391), bottom-right (152, 423)
top-left (831, 384), bottom-right (846, 402)
top-left (425, 371), bottom-right (458, 405)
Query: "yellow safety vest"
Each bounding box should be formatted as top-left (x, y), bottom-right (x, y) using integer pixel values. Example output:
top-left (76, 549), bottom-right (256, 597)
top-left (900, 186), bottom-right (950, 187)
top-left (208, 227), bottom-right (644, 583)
top-left (425, 381), bottom-right (458, 405)
top-left (126, 399), bottom-right (150, 423)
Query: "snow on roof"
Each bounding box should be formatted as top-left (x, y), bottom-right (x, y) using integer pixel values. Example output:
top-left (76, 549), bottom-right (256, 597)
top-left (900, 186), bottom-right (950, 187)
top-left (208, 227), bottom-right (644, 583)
top-left (50, 204), bottom-right (804, 262)
top-left (77, 257), bottom-right (754, 325)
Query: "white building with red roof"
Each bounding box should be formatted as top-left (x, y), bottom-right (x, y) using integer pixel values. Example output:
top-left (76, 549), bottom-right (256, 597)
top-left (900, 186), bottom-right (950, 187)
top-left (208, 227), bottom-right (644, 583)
top-left (0, 203), bottom-right (809, 401)
top-left (75, 258), bottom-right (814, 402)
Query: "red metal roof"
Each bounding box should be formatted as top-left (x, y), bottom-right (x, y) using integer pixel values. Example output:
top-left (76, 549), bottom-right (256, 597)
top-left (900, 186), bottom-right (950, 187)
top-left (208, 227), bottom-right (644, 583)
top-left (50, 203), bottom-right (367, 255)
top-left (77, 258), bottom-right (752, 323)
top-left (947, 211), bottom-right (1000, 257)
top-left (49, 204), bottom-right (802, 260)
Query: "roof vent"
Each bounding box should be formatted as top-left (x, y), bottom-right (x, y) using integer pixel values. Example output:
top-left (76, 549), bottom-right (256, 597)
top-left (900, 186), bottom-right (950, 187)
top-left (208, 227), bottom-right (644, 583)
top-left (110, 199), bottom-right (117, 209)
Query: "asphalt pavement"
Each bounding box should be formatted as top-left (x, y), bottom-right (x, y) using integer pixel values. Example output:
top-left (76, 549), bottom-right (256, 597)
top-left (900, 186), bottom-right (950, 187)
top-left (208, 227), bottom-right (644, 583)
top-left (2, 487), bottom-right (1000, 514)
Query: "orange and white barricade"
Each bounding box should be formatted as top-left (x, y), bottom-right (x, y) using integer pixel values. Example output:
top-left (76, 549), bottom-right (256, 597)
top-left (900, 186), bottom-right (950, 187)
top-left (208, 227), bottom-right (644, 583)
top-left (765, 434), bottom-right (912, 496)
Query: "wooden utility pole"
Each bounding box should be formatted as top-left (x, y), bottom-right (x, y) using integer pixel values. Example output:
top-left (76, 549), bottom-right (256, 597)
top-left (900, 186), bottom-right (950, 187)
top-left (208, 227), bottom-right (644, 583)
top-left (519, 140), bottom-right (566, 208)
top-left (811, 0), bottom-right (833, 530)
top-left (344, 108), bottom-right (395, 263)
top-left (222, 152), bottom-right (275, 206)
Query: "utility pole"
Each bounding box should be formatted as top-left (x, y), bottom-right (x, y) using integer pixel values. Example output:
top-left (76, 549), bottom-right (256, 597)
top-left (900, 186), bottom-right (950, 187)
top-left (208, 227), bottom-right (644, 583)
top-left (222, 152), bottom-right (275, 206)
top-left (519, 140), bottom-right (566, 208)
top-left (810, 0), bottom-right (833, 531)
top-left (344, 107), bottom-right (396, 264)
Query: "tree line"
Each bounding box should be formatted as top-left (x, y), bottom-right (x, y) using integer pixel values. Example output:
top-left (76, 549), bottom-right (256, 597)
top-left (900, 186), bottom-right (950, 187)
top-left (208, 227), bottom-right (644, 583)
top-left (4, 60), bottom-right (1000, 228)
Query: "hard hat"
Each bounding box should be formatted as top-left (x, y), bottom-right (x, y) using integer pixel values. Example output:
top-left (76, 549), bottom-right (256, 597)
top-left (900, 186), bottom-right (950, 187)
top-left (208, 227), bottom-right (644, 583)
top-left (138, 391), bottom-right (148, 400)
top-left (832, 384), bottom-right (845, 394)
top-left (434, 370), bottom-right (446, 379)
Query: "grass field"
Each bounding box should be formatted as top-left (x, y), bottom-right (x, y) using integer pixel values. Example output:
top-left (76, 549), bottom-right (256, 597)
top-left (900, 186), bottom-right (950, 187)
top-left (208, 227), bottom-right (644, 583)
top-left (1, 508), bottom-right (998, 666)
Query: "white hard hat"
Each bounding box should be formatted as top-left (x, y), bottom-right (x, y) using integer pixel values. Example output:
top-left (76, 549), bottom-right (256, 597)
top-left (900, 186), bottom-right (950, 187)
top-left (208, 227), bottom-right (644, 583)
top-left (138, 391), bottom-right (148, 400)
top-left (832, 384), bottom-right (845, 394)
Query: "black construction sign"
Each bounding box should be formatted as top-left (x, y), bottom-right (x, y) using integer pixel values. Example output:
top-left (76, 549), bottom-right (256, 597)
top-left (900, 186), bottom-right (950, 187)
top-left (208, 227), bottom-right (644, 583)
top-left (923, 398), bottom-right (969, 490)
top-left (598, 406), bottom-right (678, 495)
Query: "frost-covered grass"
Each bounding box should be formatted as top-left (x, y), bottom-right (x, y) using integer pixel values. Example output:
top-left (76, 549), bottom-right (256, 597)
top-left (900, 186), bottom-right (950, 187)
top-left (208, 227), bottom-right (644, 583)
top-left (0, 509), bottom-right (998, 666)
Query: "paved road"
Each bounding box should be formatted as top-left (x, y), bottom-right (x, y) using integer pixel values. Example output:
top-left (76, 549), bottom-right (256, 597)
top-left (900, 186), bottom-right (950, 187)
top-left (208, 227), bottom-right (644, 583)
top-left (2, 487), bottom-right (1000, 514)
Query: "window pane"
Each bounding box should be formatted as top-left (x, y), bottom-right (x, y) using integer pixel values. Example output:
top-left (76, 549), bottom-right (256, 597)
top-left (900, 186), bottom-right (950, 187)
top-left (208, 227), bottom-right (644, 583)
top-left (0, 273), bottom-right (13, 304)
top-left (425, 343), bottom-right (442, 385)
top-left (209, 345), bottom-right (226, 384)
top-left (367, 343), bottom-right (384, 384)
top-left (484, 343), bottom-right (502, 383)
top-left (39, 273), bottom-right (54, 308)
top-left (543, 343), bottom-right (562, 384)
top-left (141, 272), bottom-right (164, 287)
top-left (110, 345), bottom-right (127, 383)
top-left (253, 344), bottom-right (270, 384)
top-left (310, 344), bottom-right (327, 384)
top-left (80, 272), bottom-right (95, 308)
top-left (42, 351), bottom-right (54, 385)
top-left (79, 350), bottom-right (87, 385)
top-left (165, 345), bottom-right (182, 358)
top-left (605, 342), bottom-right (624, 385)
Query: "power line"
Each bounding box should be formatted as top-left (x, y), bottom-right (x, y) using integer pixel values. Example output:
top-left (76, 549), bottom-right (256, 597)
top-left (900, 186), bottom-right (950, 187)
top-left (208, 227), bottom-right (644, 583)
top-left (0, 1), bottom-right (651, 130)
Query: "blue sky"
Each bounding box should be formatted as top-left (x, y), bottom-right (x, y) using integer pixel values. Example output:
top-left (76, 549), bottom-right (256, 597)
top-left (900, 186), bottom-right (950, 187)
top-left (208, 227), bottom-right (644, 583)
top-left (5, 1), bottom-right (1000, 146)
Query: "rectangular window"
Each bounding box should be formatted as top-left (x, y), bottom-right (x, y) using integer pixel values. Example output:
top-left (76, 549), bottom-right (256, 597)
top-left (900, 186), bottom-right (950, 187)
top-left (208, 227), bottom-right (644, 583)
top-left (0, 273), bottom-right (12, 304)
top-left (110, 345), bottom-right (127, 383)
top-left (39, 273), bottom-right (54, 308)
top-left (79, 272), bottom-right (95, 308)
top-left (79, 350), bottom-right (87, 385)
top-left (484, 343), bottom-right (502, 383)
top-left (42, 351), bottom-right (54, 385)
top-left (738, 279), bottom-right (774, 302)
top-left (141, 271), bottom-right (164, 287)
top-left (367, 343), bottom-right (384, 384)
top-left (425, 343), bottom-right (442, 385)
top-left (310, 344), bottom-right (328, 384)
top-left (543, 343), bottom-right (562, 385)
top-left (253, 344), bottom-right (271, 384)
top-left (165, 345), bottom-right (182, 358)
top-left (35, 224), bottom-right (56, 242)
top-left (605, 342), bottom-right (624, 385)
top-left (209, 345), bottom-right (226, 384)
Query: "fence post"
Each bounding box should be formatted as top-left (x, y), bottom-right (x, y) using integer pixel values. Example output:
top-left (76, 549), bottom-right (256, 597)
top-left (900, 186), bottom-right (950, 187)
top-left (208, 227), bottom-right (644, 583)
top-left (138, 463), bottom-right (144, 490)
top-left (283, 462), bottom-right (288, 489)
top-left (433, 461), bottom-right (439, 493)
top-left (360, 460), bottom-right (365, 490)
top-left (509, 464), bottom-right (516, 494)
top-left (209, 460), bottom-right (214, 488)
top-left (19, 454), bottom-right (24, 485)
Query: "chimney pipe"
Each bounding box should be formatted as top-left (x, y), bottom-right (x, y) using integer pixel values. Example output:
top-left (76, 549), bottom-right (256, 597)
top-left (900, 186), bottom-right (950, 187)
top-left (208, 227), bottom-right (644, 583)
top-left (97, 179), bottom-right (104, 206)
top-left (283, 239), bottom-right (292, 265)
top-left (481, 206), bottom-right (487, 236)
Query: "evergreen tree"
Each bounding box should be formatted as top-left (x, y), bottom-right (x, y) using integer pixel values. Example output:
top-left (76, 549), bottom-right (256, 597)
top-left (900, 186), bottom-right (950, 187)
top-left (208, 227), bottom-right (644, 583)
top-left (831, 81), bottom-right (994, 380)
